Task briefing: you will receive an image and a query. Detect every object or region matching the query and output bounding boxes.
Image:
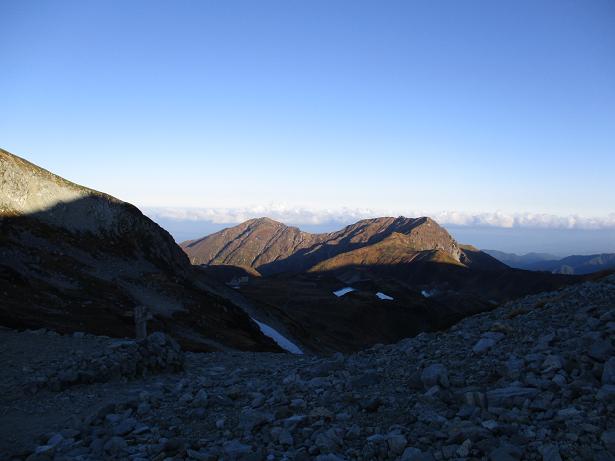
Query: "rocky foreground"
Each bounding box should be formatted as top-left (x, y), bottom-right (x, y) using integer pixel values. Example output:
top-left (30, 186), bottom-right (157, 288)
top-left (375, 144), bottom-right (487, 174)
top-left (2, 275), bottom-right (615, 461)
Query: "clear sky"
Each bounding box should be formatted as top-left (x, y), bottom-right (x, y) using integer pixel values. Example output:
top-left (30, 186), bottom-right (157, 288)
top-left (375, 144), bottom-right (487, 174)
top-left (1, 1), bottom-right (614, 252)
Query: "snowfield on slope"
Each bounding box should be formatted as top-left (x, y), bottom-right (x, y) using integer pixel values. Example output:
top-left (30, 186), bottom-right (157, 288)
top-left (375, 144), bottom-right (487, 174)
top-left (333, 287), bottom-right (355, 297)
top-left (251, 318), bottom-right (303, 355)
top-left (376, 292), bottom-right (394, 300)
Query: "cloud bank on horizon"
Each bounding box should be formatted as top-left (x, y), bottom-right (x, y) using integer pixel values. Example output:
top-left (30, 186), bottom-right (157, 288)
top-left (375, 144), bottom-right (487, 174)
top-left (144, 205), bottom-right (615, 231)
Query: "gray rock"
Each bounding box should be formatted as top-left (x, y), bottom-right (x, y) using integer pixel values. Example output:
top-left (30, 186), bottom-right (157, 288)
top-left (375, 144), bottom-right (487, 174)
top-left (352, 372), bottom-right (380, 387)
top-left (47, 433), bottom-right (63, 447)
top-left (278, 428), bottom-right (294, 446)
top-left (222, 440), bottom-right (251, 458)
top-left (132, 424), bottom-right (150, 435)
top-left (401, 447), bottom-right (423, 461)
top-left (315, 455), bottom-right (346, 461)
top-left (486, 386), bottom-right (539, 407)
top-left (602, 357), bottom-right (615, 384)
top-left (33, 444), bottom-right (55, 457)
top-left (315, 428), bottom-right (342, 452)
top-left (290, 398), bottom-right (306, 408)
top-left (239, 409), bottom-right (274, 432)
top-left (113, 417), bottom-right (136, 435)
top-left (103, 436), bottom-right (127, 455)
top-left (540, 444), bottom-right (563, 461)
top-left (542, 355), bottom-right (565, 373)
top-left (602, 431), bottom-right (615, 454)
top-left (596, 384), bottom-right (615, 401)
top-left (482, 331), bottom-right (506, 341)
top-left (250, 392), bottom-right (265, 408)
top-left (386, 433), bottom-right (407, 456)
top-left (556, 406), bottom-right (581, 418)
top-left (406, 370), bottom-right (424, 390)
top-left (421, 364), bottom-right (449, 389)
top-left (481, 420), bottom-right (499, 431)
top-left (187, 448), bottom-right (215, 461)
top-left (473, 338), bottom-right (497, 354)
top-left (473, 332), bottom-right (504, 354)
top-left (552, 373), bottom-right (567, 387)
top-left (505, 355), bottom-right (525, 378)
top-left (137, 402), bottom-right (150, 415)
top-left (464, 391), bottom-right (487, 408)
top-left (489, 446), bottom-right (519, 461)
top-left (589, 340), bottom-right (614, 362)
top-left (192, 389), bottom-right (208, 407)
top-left (457, 439), bottom-right (472, 457)
top-left (401, 447), bottom-right (435, 461)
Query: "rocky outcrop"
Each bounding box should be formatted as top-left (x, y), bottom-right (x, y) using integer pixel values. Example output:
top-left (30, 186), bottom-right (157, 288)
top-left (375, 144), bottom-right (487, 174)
top-left (26, 331), bottom-right (184, 393)
top-left (0, 149), bottom-right (187, 271)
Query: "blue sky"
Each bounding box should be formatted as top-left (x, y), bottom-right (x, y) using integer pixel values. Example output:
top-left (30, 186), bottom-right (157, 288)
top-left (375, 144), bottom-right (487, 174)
top-left (1, 1), bottom-right (614, 252)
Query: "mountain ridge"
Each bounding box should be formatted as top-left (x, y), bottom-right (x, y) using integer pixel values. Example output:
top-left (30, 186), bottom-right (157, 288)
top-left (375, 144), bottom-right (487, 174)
top-left (181, 216), bottom-right (505, 275)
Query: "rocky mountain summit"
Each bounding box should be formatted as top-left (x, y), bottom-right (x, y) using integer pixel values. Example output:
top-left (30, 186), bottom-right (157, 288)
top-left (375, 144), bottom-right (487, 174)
top-left (0, 148), bottom-right (278, 352)
top-left (181, 217), bottom-right (503, 276)
top-left (2, 274), bottom-right (614, 460)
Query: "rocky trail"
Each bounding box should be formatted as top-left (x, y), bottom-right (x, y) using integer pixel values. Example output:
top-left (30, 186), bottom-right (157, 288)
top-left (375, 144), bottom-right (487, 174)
top-left (2, 274), bottom-right (615, 461)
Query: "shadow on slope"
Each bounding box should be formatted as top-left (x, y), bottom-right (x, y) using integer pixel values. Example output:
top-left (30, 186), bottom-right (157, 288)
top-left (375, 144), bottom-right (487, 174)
top-left (309, 260), bottom-right (585, 302)
top-left (233, 260), bottom-right (588, 353)
top-left (255, 217), bottom-right (464, 275)
top-left (0, 198), bottom-right (280, 352)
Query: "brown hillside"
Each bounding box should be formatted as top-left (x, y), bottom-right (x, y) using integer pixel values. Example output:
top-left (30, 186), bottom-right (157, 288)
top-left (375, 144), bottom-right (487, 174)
top-left (181, 216), bottom-right (492, 275)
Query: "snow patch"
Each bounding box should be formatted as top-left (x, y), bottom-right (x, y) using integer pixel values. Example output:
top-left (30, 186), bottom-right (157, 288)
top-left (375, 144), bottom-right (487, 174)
top-left (333, 287), bottom-right (355, 297)
top-left (376, 292), bottom-right (394, 301)
top-left (251, 318), bottom-right (303, 355)
top-left (421, 289), bottom-right (437, 298)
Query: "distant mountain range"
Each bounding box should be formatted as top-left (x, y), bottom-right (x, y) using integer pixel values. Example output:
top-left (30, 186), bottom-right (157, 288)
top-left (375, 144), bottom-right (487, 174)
top-left (485, 249), bottom-right (615, 274)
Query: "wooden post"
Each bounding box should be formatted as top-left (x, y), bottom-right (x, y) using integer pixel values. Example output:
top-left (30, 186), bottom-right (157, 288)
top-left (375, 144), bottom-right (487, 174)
top-left (134, 305), bottom-right (148, 340)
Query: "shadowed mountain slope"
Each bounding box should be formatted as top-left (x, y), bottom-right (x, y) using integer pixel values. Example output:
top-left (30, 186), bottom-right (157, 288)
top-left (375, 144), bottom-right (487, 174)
top-left (0, 148), bottom-right (279, 352)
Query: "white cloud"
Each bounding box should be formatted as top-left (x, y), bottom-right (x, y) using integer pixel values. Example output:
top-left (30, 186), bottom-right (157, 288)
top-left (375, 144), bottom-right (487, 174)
top-left (143, 205), bottom-right (615, 230)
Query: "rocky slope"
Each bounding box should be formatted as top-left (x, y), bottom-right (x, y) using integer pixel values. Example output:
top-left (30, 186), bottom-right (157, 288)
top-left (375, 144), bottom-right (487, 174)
top-left (0, 148), bottom-right (278, 352)
top-left (181, 217), bottom-right (503, 276)
top-left (2, 274), bottom-right (614, 460)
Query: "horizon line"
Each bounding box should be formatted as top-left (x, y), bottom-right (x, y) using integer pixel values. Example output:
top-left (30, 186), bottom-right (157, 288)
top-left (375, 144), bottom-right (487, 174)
top-left (142, 205), bottom-right (615, 231)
